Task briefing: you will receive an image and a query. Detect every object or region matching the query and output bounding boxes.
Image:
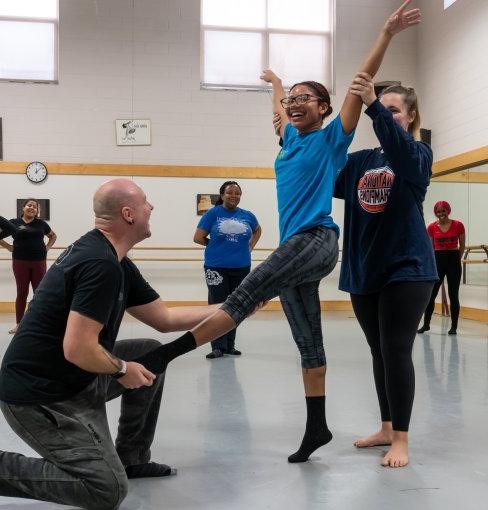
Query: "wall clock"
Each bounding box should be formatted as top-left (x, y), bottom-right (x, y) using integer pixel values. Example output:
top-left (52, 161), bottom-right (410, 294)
top-left (26, 161), bottom-right (48, 183)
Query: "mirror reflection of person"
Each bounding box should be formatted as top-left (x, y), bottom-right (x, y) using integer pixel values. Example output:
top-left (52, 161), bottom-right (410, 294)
top-left (194, 181), bottom-right (262, 359)
top-left (0, 199), bottom-right (57, 334)
top-left (418, 201), bottom-right (465, 335)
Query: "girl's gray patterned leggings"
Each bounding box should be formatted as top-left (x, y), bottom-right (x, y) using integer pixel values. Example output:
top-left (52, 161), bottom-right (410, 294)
top-left (221, 226), bottom-right (339, 368)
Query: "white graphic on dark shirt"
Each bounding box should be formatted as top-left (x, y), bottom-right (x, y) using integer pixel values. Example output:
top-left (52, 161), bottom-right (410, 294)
top-left (205, 269), bottom-right (223, 286)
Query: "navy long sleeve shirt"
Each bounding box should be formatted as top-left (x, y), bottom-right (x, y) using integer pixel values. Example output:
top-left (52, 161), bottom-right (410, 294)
top-left (334, 99), bottom-right (438, 295)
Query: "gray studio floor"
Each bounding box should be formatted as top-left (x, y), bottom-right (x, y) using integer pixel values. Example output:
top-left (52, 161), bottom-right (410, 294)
top-left (0, 311), bottom-right (487, 510)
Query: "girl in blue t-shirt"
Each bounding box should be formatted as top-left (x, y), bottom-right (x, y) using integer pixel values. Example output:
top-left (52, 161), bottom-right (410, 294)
top-left (140, 0), bottom-right (423, 465)
top-left (194, 181), bottom-right (261, 359)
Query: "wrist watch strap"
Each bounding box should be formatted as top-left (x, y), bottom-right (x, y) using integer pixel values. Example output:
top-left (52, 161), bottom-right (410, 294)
top-left (111, 359), bottom-right (127, 379)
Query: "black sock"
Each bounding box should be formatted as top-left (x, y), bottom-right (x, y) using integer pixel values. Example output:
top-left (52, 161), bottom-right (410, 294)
top-left (133, 331), bottom-right (197, 374)
top-left (288, 396), bottom-right (333, 463)
top-left (125, 462), bottom-right (177, 478)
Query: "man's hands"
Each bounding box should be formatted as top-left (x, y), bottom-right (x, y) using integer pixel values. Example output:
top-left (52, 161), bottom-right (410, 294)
top-left (117, 361), bottom-right (156, 389)
top-left (349, 72), bottom-right (377, 107)
top-left (384, 0), bottom-right (421, 36)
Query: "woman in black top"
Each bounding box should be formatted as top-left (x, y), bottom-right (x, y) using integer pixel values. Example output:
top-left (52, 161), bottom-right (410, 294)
top-left (0, 199), bottom-right (57, 333)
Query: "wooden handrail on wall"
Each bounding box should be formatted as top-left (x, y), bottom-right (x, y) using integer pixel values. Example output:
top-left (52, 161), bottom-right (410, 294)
top-left (462, 244), bottom-right (488, 284)
top-left (0, 245), bottom-right (278, 263)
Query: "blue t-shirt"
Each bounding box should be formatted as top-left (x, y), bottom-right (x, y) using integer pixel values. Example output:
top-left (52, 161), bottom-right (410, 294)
top-left (275, 115), bottom-right (354, 244)
top-left (334, 100), bottom-right (438, 294)
top-left (197, 205), bottom-right (259, 268)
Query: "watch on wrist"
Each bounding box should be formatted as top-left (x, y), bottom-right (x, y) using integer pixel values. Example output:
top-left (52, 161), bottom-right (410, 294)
top-left (112, 359), bottom-right (127, 379)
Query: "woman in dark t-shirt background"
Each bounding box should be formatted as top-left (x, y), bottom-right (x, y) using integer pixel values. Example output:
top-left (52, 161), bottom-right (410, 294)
top-left (0, 199), bottom-right (57, 334)
top-left (418, 200), bottom-right (465, 335)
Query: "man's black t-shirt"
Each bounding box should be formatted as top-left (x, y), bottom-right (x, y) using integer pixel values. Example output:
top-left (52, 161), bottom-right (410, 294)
top-left (0, 229), bottom-right (159, 405)
top-left (0, 217), bottom-right (51, 261)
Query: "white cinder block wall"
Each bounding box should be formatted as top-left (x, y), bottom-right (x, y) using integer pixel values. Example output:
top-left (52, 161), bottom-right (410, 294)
top-left (417, 0), bottom-right (488, 160)
top-left (2, 0), bottom-right (487, 311)
top-left (0, 0), bottom-right (419, 304)
top-left (1, 0), bottom-right (418, 164)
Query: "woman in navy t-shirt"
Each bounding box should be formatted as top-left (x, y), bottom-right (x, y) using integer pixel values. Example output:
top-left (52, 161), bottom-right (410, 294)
top-left (194, 181), bottom-right (261, 359)
top-left (334, 75), bottom-right (438, 467)
top-left (0, 199), bottom-right (57, 334)
top-left (418, 201), bottom-right (465, 335)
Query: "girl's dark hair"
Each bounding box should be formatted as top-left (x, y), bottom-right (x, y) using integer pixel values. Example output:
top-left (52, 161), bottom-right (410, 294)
top-left (215, 181), bottom-right (241, 206)
top-left (379, 85), bottom-right (421, 140)
top-left (23, 198), bottom-right (39, 208)
top-left (290, 81), bottom-right (333, 120)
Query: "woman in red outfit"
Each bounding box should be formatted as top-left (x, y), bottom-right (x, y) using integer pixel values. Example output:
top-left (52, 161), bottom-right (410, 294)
top-left (418, 200), bottom-right (465, 335)
top-left (0, 199), bottom-right (56, 334)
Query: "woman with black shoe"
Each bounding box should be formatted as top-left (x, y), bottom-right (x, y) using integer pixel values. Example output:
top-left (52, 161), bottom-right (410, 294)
top-left (418, 201), bottom-right (465, 335)
top-left (194, 181), bottom-right (261, 359)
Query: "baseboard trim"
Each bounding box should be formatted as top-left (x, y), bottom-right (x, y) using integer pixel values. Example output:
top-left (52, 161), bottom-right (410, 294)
top-left (434, 303), bottom-right (488, 323)
top-left (1, 300), bottom-right (486, 322)
top-left (0, 300), bottom-right (353, 314)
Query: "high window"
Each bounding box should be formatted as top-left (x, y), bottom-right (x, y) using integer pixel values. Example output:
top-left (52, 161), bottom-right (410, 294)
top-left (201, 0), bottom-right (334, 91)
top-left (0, 0), bottom-right (58, 83)
top-left (444, 0), bottom-right (459, 8)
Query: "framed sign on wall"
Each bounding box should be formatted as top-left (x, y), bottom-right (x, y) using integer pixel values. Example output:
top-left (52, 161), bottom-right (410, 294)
top-left (196, 194), bottom-right (220, 216)
top-left (115, 119), bottom-right (151, 146)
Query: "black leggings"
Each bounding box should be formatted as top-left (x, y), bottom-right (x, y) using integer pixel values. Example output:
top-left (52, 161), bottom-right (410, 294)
top-left (204, 266), bottom-right (250, 352)
top-left (350, 281), bottom-right (433, 431)
top-left (422, 250), bottom-right (462, 329)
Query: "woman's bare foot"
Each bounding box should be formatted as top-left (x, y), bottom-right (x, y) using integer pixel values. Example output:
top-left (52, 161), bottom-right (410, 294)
top-left (381, 431), bottom-right (409, 468)
top-left (354, 421), bottom-right (393, 447)
top-left (8, 324), bottom-right (18, 334)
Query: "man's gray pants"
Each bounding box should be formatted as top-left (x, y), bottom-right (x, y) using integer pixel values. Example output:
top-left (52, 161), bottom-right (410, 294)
top-left (0, 338), bottom-right (165, 510)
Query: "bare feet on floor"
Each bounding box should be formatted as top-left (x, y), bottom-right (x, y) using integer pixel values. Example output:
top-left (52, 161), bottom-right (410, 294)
top-left (354, 425), bottom-right (393, 448)
top-left (381, 436), bottom-right (409, 468)
top-left (355, 425), bottom-right (409, 467)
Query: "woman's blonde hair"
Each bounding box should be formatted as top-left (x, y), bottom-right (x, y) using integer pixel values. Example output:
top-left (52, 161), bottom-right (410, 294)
top-left (379, 85), bottom-right (421, 140)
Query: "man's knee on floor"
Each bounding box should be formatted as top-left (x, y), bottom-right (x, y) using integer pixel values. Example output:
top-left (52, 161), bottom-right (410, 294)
top-left (84, 472), bottom-right (129, 510)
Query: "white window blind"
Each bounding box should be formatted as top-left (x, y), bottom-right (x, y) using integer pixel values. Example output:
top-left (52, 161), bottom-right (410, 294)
top-left (0, 0), bottom-right (58, 82)
top-left (201, 0), bottom-right (334, 91)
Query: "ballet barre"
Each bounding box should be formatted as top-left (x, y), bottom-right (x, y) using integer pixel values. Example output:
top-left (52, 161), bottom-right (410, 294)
top-left (462, 244), bottom-right (488, 284)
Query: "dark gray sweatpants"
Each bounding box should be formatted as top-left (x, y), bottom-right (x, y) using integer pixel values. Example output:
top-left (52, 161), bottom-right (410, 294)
top-left (0, 338), bottom-right (165, 510)
top-left (221, 226), bottom-right (339, 368)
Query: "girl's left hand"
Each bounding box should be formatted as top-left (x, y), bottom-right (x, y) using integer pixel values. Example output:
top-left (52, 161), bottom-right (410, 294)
top-left (349, 72), bottom-right (377, 106)
top-left (384, 0), bottom-right (421, 36)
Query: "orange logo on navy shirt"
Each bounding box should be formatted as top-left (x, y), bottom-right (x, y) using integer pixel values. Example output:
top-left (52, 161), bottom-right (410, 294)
top-left (357, 166), bottom-right (395, 213)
